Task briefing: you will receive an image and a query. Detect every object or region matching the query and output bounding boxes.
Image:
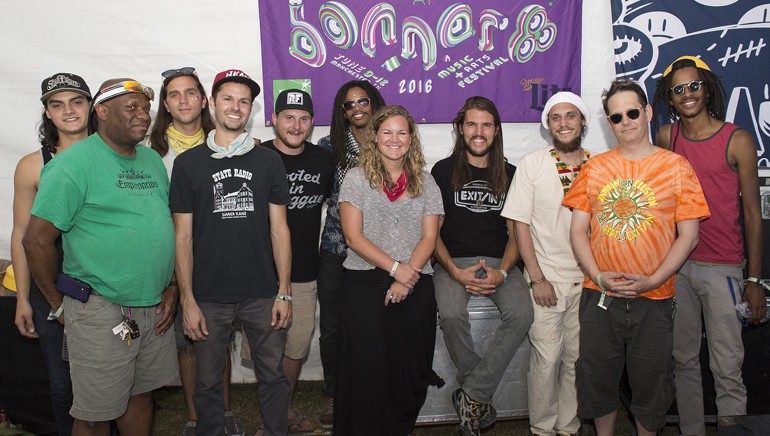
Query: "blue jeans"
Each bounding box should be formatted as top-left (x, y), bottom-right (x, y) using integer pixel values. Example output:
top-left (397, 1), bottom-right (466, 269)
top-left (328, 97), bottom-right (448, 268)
top-left (317, 249), bottom-right (346, 398)
top-left (30, 291), bottom-right (73, 436)
top-left (433, 257), bottom-right (533, 403)
top-left (194, 298), bottom-right (288, 436)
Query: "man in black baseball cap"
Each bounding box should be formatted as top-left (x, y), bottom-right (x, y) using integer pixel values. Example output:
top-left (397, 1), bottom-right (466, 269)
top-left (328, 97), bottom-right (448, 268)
top-left (261, 88), bottom-right (331, 433)
top-left (40, 72), bottom-right (91, 103)
top-left (13, 71), bottom-right (92, 436)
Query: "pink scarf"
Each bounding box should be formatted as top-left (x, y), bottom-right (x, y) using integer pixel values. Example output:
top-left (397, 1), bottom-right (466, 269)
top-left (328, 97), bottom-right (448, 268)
top-left (383, 170), bottom-right (409, 202)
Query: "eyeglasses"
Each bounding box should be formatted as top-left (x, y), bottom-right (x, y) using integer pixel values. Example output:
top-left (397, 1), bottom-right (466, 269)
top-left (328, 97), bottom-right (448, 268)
top-left (342, 97), bottom-right (371, 111)
top-left (607, 107), bottom-right (643, 125)
top-left (671, 80), bottom-right (703, 96)
top-left (93, 81), bottom-right (155, 106)
top-left (161, 67), bottom-right (197, 80)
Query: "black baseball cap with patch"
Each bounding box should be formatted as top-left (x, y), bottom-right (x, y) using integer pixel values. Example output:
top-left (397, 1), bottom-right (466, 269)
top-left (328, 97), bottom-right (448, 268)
top-left (274, 89), bottom-right (314, 116)
top-left (40, 73), bottom-right (91, 103)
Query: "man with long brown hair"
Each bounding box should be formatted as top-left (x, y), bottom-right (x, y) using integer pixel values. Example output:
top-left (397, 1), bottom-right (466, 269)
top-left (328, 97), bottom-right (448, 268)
top-left (431, 96), bottom-right (533, 436)
top-left (13, 72), bottom-right (91, 436)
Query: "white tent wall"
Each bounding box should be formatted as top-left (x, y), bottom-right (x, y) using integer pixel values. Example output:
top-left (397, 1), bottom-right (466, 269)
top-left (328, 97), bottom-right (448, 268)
top-left (0, 1), bottom-right (616, 259)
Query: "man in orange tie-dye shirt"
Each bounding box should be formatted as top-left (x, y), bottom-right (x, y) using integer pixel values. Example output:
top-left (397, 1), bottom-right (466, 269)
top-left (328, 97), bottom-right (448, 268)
top-left (563, 80), bottom-right (710, 436)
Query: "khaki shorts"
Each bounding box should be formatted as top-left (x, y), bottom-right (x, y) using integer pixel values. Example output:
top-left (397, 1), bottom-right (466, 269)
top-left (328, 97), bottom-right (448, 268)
top-left (63, 294), bottom-right (179, 421)
top-left (242, 281), bottom-right (317, 360)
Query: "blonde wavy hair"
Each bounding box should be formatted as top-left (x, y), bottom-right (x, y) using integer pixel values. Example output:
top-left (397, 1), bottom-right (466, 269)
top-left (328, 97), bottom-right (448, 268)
top-left (357, 105), bottom-right (426, 198)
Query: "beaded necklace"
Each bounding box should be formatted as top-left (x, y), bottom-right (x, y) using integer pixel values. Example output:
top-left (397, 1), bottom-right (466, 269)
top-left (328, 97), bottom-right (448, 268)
top-left (551, 147), bottom-right (590, 194)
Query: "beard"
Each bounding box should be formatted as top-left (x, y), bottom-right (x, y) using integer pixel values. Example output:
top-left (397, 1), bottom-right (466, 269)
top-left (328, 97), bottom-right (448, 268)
top-left (276, 130), bottom-right (305, 149)
top-left (464, 137), bottom-right (492, 157)
top-left (553, 134), bottom-right (582, 154)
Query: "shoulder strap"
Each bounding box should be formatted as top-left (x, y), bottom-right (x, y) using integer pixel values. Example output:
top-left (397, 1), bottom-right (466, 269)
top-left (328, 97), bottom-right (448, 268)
top-left (40, 146), bottom-right (54, 165)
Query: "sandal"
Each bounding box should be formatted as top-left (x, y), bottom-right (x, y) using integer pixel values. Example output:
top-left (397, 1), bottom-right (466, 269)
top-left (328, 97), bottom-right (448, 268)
top-left (254, 425), bottom-right (264, 436)
top-left (288, 414), bottom-right (314, 433)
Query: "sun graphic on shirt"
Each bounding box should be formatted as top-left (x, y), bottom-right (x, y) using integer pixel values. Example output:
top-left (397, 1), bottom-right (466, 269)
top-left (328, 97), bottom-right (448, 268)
top-left (598, 180), bottom-right (653, 238)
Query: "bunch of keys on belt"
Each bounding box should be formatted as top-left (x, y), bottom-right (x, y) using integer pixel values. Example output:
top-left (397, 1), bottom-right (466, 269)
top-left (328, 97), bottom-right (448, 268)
top-left (112, 307), bottom-right (140, 346)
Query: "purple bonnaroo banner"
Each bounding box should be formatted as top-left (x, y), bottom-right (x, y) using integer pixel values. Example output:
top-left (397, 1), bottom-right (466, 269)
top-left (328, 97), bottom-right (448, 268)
top-left (258, 0), bottom-right (582, 126)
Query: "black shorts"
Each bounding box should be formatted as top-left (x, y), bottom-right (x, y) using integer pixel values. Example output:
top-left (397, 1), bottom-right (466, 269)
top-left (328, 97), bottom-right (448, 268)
top-left (576, 289), bottom-right (675, 431)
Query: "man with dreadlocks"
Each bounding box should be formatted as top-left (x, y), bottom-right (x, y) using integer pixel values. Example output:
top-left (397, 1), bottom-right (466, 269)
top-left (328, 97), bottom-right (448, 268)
top-left (652, 55), bottom-right (765, 435)
top-left (432, 96), bottom-right (533, 436)
top-left (316, 80), bottom-right (385, 426)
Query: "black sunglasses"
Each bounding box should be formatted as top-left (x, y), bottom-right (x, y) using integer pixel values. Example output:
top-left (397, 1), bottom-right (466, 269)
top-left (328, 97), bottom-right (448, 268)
top-left (342, 97), bottom-right (371, 111)
top-left (607, 107), bottom-right (643, 125)
top-left (161, 67), bottom-right (197, 80)
top-left (671, 80), bottom-right (703, 96)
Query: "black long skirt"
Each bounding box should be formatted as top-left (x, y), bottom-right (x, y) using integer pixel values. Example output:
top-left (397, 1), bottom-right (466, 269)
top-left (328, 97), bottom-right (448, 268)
top-left (333, 268), bottom-right (439, 436)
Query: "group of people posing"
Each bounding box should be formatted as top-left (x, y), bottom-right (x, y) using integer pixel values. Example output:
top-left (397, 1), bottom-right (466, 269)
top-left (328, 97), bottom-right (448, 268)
top-left (11, 54), bottom-right (767, 436)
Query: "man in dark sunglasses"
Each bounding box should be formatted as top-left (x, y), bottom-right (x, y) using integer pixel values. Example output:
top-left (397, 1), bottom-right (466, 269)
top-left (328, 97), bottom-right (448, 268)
top-left (653, 55), bottom-right (764, 436)
top-left (563, 79), bottom-right (709, 436)
top-left (316, 80), bottom-right (385, 426)
top-left (24, 77), bottom-right (178, 436)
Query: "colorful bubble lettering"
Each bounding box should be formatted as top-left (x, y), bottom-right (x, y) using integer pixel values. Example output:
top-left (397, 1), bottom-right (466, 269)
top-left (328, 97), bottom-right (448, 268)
top-left (508, 5), bottom-right (557, 63)
top-left (319, 2), bottom-right (358, 49)
top-left (401, 16), bottom-right (437, 71)
top-left (478, 9), bottom-right (509, 51)
top-left (361, 3), bottom-right (398, 58)
top-left (289, 1), bottom-right (327, 67)
top-left (437, 3), bottom-right (474, 49)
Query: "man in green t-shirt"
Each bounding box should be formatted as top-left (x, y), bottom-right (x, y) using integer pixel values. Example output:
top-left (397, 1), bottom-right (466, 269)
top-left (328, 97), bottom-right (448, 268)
top-left (23, 78), bottom-right (178, 436)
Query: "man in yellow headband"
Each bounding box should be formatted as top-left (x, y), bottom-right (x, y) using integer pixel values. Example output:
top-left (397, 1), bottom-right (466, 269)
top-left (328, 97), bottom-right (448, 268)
top-left (24, 77), bottom-right (178, 436)
top-left (653, 55), bottom-right (764, 435)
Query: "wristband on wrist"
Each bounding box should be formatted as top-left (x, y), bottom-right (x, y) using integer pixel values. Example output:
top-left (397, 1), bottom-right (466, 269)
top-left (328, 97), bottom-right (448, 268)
top-left (497, 268), bottom-right (509, 284)
top-left (596, 272), bottom-right (609, 310)
top-left (389, 260), bottom-right (400, 277)
top-left (746, 277), bottom-right (770, 291)
top-left (275, 293), bottom-right (293, 302)
top-left (47, 305), bottom-right (64, 321)
top-left (528, 275), bottom-right (545, 288)
top-left (595, 272), bottom-right (606, 292)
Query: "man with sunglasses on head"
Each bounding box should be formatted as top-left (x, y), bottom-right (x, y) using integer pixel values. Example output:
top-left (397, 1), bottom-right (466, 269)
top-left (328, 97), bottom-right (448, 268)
top-left (315, 80), bottom-right (385, 425)
top-left (563, 79), bottom-right (709, 436)
top-left (170, 69), bottom-right (292, 436)
top-left (148, 67), bottom-right (243, 436)
top-left (652, 56), bottom-right (764, 436)
top-left (13, 72), bottom-right (91, 436)
top-left (24, 78), bottom-right (178, 436)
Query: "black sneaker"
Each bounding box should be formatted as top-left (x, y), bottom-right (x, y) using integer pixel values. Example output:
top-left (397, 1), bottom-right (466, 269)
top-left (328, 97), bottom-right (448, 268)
top-left (451, 388), bottom-right (480, 436)
top-left (475, 401), bottom-right (497, 430)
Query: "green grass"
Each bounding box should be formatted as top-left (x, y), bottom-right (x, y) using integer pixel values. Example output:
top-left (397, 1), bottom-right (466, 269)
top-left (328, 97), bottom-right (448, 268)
top-left (152, 382), bottom-right (718, 435)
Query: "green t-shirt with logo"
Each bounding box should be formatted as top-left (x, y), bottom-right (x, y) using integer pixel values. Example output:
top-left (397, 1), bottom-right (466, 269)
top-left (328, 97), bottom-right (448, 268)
top-left (31, 133), bottom-right (175, 306)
